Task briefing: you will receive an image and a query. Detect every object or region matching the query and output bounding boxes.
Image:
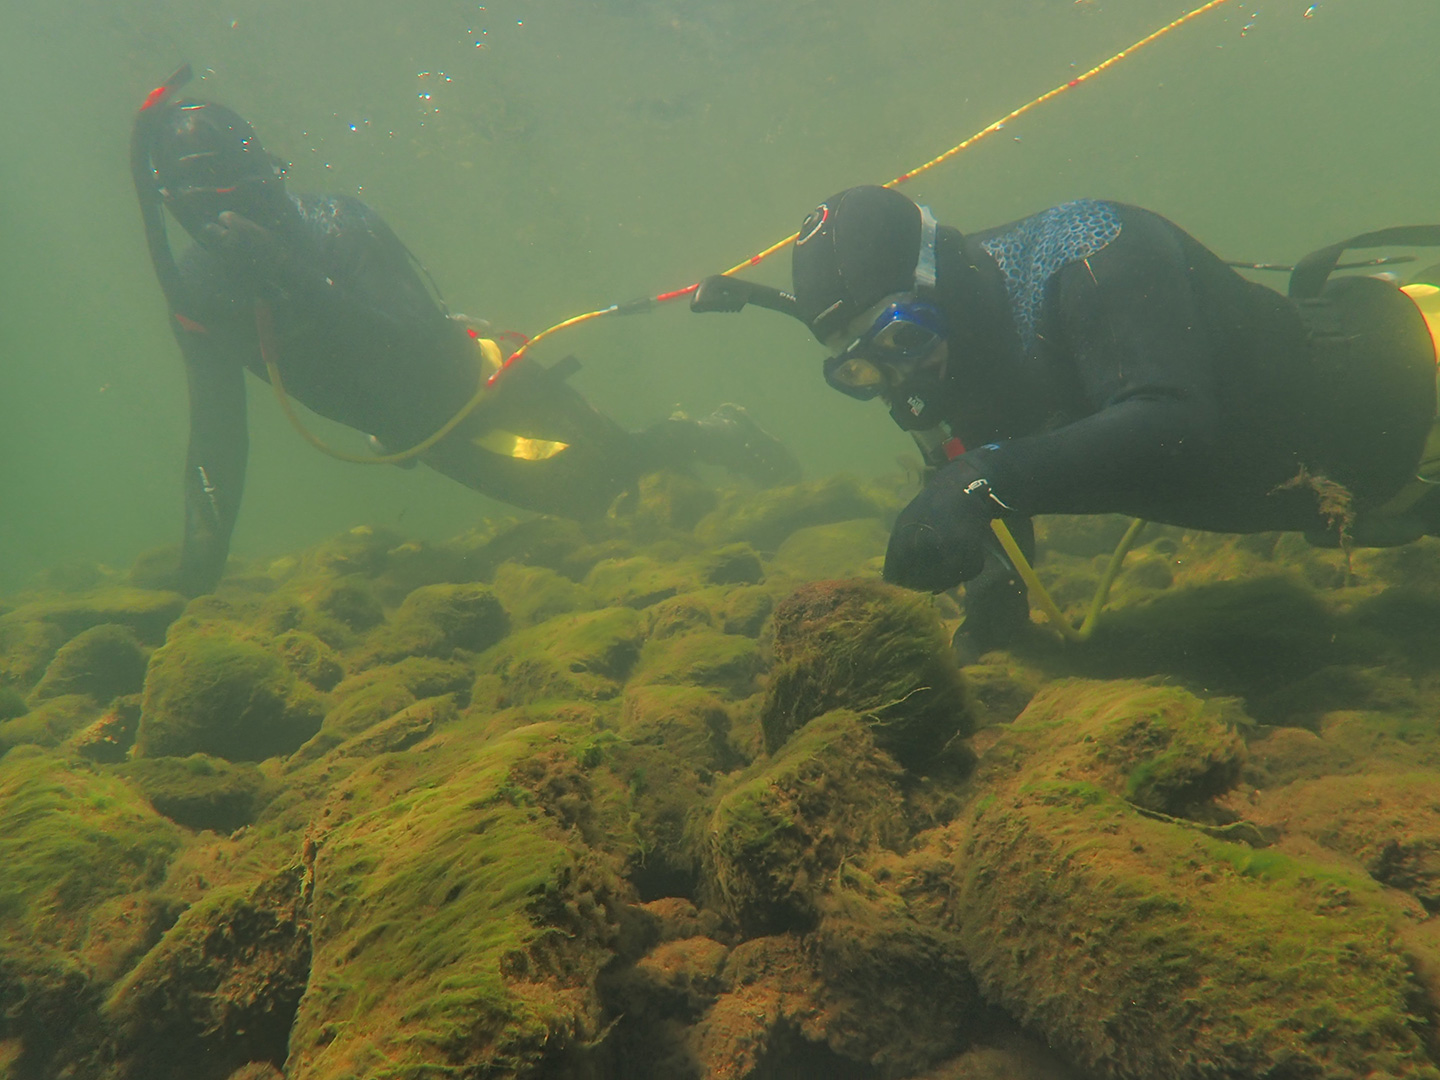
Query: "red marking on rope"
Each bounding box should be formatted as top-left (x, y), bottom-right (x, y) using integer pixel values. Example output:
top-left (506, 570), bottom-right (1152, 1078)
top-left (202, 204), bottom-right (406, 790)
top-left (215, 186), bottom-right (237, 194)
top-left (139, 85), bottom-right (169, 111)
top-left (654, 283), bottom-right (699, 303)
top-left (466, 327), bottom-right (480, 338)
top-left (1067, 79), bottom-right (1081, 88)
top-left (174, 312), bottom-right (208, 334)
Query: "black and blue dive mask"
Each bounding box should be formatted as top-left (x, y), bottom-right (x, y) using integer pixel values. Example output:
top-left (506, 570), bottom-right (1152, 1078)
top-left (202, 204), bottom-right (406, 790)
top-left (823, 295), bottom-right (952, 428)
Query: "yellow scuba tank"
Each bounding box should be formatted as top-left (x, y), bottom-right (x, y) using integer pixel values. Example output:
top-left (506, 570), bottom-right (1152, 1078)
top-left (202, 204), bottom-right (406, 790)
top-left (1402, 282), bottom-right (1440, 360)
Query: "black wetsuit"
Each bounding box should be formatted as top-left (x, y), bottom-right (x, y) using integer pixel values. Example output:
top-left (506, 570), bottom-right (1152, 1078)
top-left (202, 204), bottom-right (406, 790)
top-left (931, 200), bottom-right (1436, 534)
top-left (169, 193), bottom-right (642, 595)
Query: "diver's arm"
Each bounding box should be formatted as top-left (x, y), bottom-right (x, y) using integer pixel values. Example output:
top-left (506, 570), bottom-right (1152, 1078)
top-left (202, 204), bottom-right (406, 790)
top-left (175, 326), bottom-right (249, 596)
top-left (963, 226), bottom-right (1221, 516)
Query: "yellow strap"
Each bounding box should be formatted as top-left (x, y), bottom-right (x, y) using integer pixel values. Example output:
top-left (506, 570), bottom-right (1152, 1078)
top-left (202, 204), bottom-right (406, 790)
top-left (990, 517), bottom-right (1146, 644)
top-left (258, 301), bottom-right (505, 466)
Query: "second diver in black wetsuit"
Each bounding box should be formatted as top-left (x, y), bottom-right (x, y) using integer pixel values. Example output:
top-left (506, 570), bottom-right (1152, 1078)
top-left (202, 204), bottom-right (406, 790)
top-left (691, 185), bottom-right (1440, 654)
top-left (131, 68), bottom-right (799, 597)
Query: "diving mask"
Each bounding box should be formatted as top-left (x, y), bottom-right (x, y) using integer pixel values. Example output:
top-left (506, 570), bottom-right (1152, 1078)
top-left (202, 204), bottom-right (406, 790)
top-left (822, 295), bottom-right (948, 401)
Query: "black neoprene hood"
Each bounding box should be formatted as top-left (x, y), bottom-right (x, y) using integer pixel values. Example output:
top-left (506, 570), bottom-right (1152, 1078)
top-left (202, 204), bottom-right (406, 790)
top-left (791, 185), bottom-right (924, 343)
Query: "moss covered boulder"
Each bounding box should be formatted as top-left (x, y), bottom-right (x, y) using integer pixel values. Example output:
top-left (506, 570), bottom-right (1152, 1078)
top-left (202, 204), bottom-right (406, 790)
top-left (271, 630), bottom-right (343, 691)
top-left (0, 747), bottom-right (182, 1077)
top-left (1247, 770), bottom-right (1440, 913)
top-left (477, 606), bottom-right (646, 706)
top-left (761, 579), bottom-right (971, 768)
top-left (491, 561), bottom-right (594, 628)
top-left (695, 474), bottom-right (898, 551)
top-left (990, 679), bottom-right (1248, 815)
top-left (28, 622), bottom-right (149, 705)
top-left (105, 866), bottom-right (311, 1080)
top-left (285, 720), bottom-right (631, 1080)
top-left (770, 518), bottom-right (889, 582)
top-left (632, 629), bottom-right (761, 699)
top-left (699, 710), bottom-right (907, 934)
top-left (365, 581), bottom-right (509, 663)
top-left (611, 685), bottom-right (741, 897)
top-left (118, 754), bottom-right (275, 832)
top-left (0, 693), bottom-right (100, 753)
top-left (940, 679), bottom-right (1440, 1079)
top-left (135, 626), bottom-right (326, 762)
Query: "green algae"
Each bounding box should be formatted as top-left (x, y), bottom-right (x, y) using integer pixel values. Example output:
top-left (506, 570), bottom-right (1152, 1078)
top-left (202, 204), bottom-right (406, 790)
top-left (632, 629), bottom-right (760, 699)
top-left (285, 720), bottom-right (629, 1080)
top-left (951, 779), bottom-right (1439, 1080)
top-left (769, 518), bottom-right (889, 582)
top-left (694, 474), bottom-right (899, 551)
top-left (104, 866), bottom-right (311, 1080)
top-left (272, 630), bottom-right (344, 691)
top-left (0, 747), bottom-right (183, 1078)
top-left (490, 561), bottom-right (594, 628)
top-left (135, 625), bottom-right (326, 762)
top-left (1007, 679), bottom-right (1248, 815)
top-left (28, 623), bottom-right (148, 705)
top-left (761, 578), bottom-right (971, 768)
top-left (699, 710), bottom-right (907, 935)
top-left (477, 606), bottom-right (646, 707)
top-left (0, 747), bottom-right (181, 932)
top-left (363, 582), bottom-right (509, 664)
top-left (0, 693), bottom-right (100, 753)
top-left (117, 754), bottom-right (275, 832)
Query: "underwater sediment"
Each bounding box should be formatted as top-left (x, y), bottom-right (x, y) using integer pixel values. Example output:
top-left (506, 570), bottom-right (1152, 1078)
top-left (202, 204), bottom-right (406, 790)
top-left (2, 471), bottom-right (1440, 1079)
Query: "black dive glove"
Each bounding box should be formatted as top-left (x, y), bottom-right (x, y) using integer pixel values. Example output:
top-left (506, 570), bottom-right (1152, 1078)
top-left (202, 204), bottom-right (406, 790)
top-left (884, 457), bottom-right (1008, 593)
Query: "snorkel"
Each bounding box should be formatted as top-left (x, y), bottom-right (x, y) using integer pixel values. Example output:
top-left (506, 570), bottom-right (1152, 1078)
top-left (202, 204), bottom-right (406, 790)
top-left (131, 64), bottom-right (195, 316)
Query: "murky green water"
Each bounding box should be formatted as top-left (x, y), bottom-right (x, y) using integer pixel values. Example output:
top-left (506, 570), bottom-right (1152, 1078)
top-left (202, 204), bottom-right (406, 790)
top-left (3, 0), bottom-right (1438, 590)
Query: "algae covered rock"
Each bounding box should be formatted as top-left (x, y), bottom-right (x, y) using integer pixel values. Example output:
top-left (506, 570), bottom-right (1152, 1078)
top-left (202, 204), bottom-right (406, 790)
top-left (612, 685), bottom-right (741, 897)
top-left (770, 518), bottom-right (889, 581)
top-left (286, 720), bottom-right (630, 1080)
top-left (477, 606), bottom-right (645, 706)
top-left (699, 710), bottom-right (906, 934)
top-left (633, 629), bottom-right (761, 699)
top-left (942, 679), bottom-right (1439, 1080)
top-left (761, 579), bottom-right (971, 768)
top-left (0, 747), bottom-right (182, 1076)
top-left (135, 626), bottom-right (325, 762)
top-left (366, 581), bottom-right (509, 662)
top-left (491, 561), bottom-right (593, 627)
top-left (105, 866), bottom-right (311, 1080)
top-left (1248, 770), bottom-right (1440, 913)
top-left (271, 630), bottom-right (343, 691)
top-left (118, 754), bottom-right (275, 832)
top-left (951, 780), bottom-right (1438, 1080)
top-left (28, 622), bottom-right (149, 705)
top-left (70, 694), bottom-right (143, 763)
top-left (695, 474), bottom-right (898, 550)
top-left (997, 679), bottom-right (1247, 815)
top-left (0, 693), bottom-right (100, 753)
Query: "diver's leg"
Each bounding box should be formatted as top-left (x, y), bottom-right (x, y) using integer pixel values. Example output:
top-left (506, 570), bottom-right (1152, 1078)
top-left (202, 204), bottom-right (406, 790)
top-left (952, 516), bottom-right (1033, 662)
top-left (636, 404), bottom-right (801, 487)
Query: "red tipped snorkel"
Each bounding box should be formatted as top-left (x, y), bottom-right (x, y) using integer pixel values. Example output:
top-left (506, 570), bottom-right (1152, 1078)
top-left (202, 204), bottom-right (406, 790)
top-left (131, 64), bottom-right (195, 316)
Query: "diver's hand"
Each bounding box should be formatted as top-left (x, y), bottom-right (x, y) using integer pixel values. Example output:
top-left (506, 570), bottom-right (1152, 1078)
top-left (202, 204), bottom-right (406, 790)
top-left (201, 211), bottom-right (283, 267)
top-left (884, 459), bottom-right (1001, 593)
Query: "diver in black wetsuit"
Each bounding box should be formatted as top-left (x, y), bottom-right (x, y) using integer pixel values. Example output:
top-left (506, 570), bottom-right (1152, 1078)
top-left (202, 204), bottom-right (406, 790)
top-left (691, 185), bottom-right (1440, 653)
top-left (130, 68), bottom-right (798, 597)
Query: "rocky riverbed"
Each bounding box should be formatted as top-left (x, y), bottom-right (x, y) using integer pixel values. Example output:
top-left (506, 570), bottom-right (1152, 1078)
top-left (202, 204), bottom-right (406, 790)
top-left (2, 470), bottom-right (1438, 1079)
